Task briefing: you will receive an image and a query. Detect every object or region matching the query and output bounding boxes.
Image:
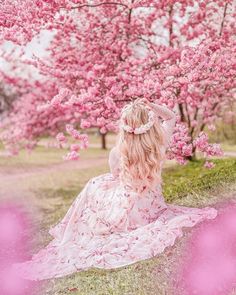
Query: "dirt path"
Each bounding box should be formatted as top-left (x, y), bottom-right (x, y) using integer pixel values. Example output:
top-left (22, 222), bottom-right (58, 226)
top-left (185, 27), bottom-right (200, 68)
top-left (0, 142), bottom-right (235, 182)
top-left (0, 151), bottom-right (108, 206)
top-left (0, 148), bottom-right (234, 199)
top-left (0, 150), bottom-right (236, 295)
top-left (224, 151), bottom-right (236, 157)
top-left (0, 155), bottom-right (107, 181)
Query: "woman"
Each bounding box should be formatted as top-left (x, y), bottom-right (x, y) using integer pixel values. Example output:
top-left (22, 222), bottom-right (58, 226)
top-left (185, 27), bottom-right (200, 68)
top-left (13, 98), bottom-right (217, 281)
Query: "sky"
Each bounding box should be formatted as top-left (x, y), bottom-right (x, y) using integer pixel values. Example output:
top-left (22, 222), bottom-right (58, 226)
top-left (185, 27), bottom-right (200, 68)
top-left (0, 30), bottom-right (54, 79)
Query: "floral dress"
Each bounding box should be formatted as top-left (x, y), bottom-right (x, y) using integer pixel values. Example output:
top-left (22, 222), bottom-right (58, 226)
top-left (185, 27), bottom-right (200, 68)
top-left (12, 115), bottom-right (217, 281)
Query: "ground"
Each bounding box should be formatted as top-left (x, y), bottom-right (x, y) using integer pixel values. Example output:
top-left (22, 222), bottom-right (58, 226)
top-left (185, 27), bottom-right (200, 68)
top-left (0, 136), bottom-right (236, 295)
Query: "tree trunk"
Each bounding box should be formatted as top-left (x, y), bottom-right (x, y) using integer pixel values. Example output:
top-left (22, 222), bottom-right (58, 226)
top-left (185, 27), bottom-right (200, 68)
top-left (100, 132), bottom-right (107, 150)
top-left (187, 147), bottom-right (197, 161)
top-left (186, 154), bottom-right (197, 161)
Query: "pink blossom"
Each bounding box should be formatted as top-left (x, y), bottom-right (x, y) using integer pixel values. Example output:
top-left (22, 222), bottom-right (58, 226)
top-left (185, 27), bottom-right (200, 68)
top-left (36, 103), bottom-right (50, 111)
top-left (100, 127), bottom-right (107, 134)
top-left (51, 88), bottom-right (70, 107)
top-left (70, 144), bottom-right (80, 152)
top-left (194, 132), bottom-right (224, 158)
top-left (63, 151), bottom-right (80, 161)
top-left (208, 124), bottom-right (216, 131)
top-left (105, 97), bottom-right (116, 109)
top-left (56, 132), bottom-right (67, 142)
top-left (204, 161), bottom-right (215, 169)
top-left (80, 119), bottom-right (91, 129)
top-left (66, 124), bottom-right (80, 139)
top-left (79, 134), bottom-right (89, 149)
top-left (0, 0), bottom-right (234, 166)
top-left (97, 117), bottom-right (106, 127)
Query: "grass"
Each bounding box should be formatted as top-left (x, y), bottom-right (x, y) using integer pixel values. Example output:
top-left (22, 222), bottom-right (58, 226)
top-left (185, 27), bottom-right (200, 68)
top-left (220, 142), bottom-right (236, 152)
top-left (32, 165), bottom-right (110, 232)
top-left (34, 158), bottom-right (236, 295)
top-left (39, 158), bottom-right (236, 205)
top-left (0, 132), bottom-right (113, 169)
top-left (0, 146), bottom-right (109, 168)
top-left (1, 142), bottom-right (236, 295)
top-left (163, 158), bottom-right (236, 202)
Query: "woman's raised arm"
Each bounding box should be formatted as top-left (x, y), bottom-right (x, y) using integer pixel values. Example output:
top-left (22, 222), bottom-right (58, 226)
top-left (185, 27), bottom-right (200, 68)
top-left (150, 103), bottom-right (176, 146)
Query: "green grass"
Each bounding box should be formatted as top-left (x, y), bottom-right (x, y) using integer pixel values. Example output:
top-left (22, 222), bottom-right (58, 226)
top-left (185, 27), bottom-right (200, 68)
top-left (33, 165), bottom-right (110, 232)
top-left (207, 120), bottom-right (236, 145)
top-left (1, 143), bottom-right (236, 294)
top-left (37, 158), bottom-right (236, 295)
top-left (40, 158), bottom-right (236, 208)
top-left (33, 158), bottom-right (236, 247)
top-left (163, 158), bottom-right (236, 202)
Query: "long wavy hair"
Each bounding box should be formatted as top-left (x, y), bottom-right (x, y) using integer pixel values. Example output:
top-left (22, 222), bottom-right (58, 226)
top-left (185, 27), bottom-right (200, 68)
top-left (117, 98), bottom-right (166, 194)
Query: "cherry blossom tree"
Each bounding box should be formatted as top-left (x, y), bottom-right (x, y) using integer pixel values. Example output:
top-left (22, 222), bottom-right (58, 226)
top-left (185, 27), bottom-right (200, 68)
top-left (0, 0), bottom-right (235, 163)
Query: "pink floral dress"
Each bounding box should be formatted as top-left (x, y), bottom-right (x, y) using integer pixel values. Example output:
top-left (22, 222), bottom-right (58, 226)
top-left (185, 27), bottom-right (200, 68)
top-left (12, 115), bottom-right (218, 281)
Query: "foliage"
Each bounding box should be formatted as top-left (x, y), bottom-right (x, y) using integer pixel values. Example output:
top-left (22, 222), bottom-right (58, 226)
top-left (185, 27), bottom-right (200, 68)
top-left (0, 0), bottom-right (235, 164)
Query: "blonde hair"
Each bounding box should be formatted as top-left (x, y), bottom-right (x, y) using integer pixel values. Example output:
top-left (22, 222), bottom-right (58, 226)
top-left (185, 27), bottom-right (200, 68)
top-left (117, 98), bottom-right (166, 194)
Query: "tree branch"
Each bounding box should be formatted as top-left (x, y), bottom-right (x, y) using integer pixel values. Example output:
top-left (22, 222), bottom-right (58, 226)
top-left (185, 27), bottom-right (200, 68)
top-left (185, 104), bottom-right (191, 128)
top-left (137, 36), bottom-right (158, 57)
top-left (168, 4), bottom-right (174, 47)
top-left (200, 123), bottom-right (206, 132)
top-left (178, 103), bottom-right (186, 122)
top-left (219, 2), bottom-right (228, 36)
top-left (190, 108), bottom-right (198, 137)
top-left (69, 2), bottom-right (129, 10)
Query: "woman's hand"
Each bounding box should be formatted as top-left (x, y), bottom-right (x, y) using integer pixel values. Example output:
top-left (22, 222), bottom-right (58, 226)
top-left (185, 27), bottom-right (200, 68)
top-left (150, 102), bottom-right (176, 121)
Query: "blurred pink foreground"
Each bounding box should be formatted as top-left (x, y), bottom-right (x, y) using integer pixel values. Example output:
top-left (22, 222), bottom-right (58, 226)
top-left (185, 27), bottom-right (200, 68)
top-left (0, 201), bottom-right (40, 295)
top-left (175, 200), bottom-right (236, 295)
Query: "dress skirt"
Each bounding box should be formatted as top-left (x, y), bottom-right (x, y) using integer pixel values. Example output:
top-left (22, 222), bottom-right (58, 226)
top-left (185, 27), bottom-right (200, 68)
top-left (12, 173), bottom-right (217, 281)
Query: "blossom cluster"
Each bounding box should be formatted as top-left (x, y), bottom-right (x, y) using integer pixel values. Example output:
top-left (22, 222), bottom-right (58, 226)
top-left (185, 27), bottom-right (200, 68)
top-left (0, 0), bottom-right (235, 164)
top-left (167, 122), bottom-right (193, 165)
top-left (193, 132), bottom-right (224, 168)
top-left (55, 125), bottom-right (89, 161)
